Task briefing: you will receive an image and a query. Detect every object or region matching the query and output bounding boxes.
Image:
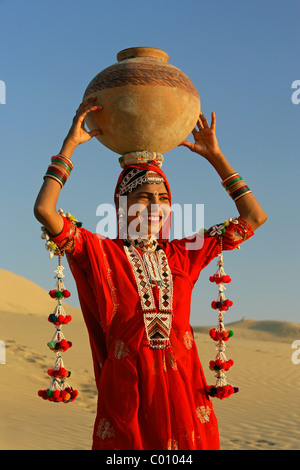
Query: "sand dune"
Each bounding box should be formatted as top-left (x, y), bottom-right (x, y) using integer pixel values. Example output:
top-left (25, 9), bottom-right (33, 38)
top-left (0, 268), bottom-right (80, 317)
top-left (1, 269), bottom-right (300, 450)
top-left (194, 318), bottom-right (300, 343)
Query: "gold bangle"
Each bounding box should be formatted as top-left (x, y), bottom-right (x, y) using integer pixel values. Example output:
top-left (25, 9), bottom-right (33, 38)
top-left (221, 172), bottom-right (239, 187)
top-left (233, 190), bottom-right (252, 202)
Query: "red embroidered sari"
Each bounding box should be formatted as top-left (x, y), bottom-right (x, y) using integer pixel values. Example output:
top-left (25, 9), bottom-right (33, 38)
top-left (51, 216), bottom-right (254, 450)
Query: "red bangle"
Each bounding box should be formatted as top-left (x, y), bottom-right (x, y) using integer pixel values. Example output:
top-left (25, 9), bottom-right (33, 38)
top-left (44, 155), bottom-right (73, 187)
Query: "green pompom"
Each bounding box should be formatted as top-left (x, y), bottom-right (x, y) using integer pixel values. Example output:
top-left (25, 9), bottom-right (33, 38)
top-left (56, 291), bottom-right (63, 299)
top-left (46, 389), bottom-right (53, 397)
top-left (76, 221), bottom-right (83, 228)
top-left (47, 341), bottom-right (56, 349)
top-left (228, 330), bottom-right (234, 337)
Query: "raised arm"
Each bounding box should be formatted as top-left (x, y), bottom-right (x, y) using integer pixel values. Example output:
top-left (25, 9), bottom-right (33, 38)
top-left (180, 112), bottom-right (267, 231)
top-left (34, 97), bottom-right (102, 236)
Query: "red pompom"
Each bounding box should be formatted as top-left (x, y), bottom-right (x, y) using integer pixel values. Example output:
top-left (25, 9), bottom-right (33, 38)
top-left (209, 274), bottom-right (232, 284)
top-left (38, 389), bottom-right (46, 398)
top-left (207, 384), bottom-right (237, 399)
top-left (70, 390), bottom-right (78, 401)
top-left (209, 328), bottom-right (217, 340)
top-left (52, 390), bottom-right (60, 399)
top-left (209, 328), bottom-right (233, 342)
top-left (62, 290), bottom-right (71, 298)
top-left (59, 367), bottom-right (69, 378)
top-left (63, 315), bottom-right (72, 324)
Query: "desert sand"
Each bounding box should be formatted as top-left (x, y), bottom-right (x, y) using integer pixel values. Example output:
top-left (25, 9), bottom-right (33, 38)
top-left (1, 268), bottom-right (300, 450)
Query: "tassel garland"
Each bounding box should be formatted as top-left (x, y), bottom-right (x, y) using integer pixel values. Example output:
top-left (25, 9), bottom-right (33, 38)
top-left (38, 209), bottom-right (80, 403)
top-left (206, 236), bottom-right (239, 400)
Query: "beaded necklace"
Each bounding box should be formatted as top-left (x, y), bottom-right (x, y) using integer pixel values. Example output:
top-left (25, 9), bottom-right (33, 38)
top-left (124, 236), bottom-right (173, 349)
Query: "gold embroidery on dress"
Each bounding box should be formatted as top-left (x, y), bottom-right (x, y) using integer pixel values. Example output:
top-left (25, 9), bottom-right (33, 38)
top-left (99, 239), bottom-right (118, 320)
top-left (114, 340), bottom-right (130, 359)
top-left (166, 349), bottom-right (178, 370)
top-left (196, 405), bottom-right (211, 423)
top-left (152, 358), bottom-right (159, 375)
top-left (184, 430), bottom-right (195, 445)
top-left (167, 438), bottom-right (179, 450)
top-left (163, 354), bottom-right (167, 372)
top-left (96, 419), bottom-right (115, 440)
top-left (183, 331), bottom-right (194, 349)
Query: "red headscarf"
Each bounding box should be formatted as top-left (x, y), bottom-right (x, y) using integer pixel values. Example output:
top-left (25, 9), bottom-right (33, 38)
top-left (114, 163), bottom-right (171, 206)
top-left (114, 163), bottom-right (172, 240)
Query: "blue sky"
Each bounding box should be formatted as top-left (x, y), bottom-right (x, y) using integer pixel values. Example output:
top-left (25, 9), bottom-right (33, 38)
top-left (0, 0), bottom-right (299, 325)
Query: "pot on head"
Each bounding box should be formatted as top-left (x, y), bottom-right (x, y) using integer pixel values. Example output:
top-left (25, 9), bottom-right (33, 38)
top-left (83, 47), bottom-right (200, 155)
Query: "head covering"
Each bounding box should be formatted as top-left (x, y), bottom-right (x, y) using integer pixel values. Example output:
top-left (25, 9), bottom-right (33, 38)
top-left (116, 167), bottom-right (165, 199)
top-left (114, 152), bottom-right (172, 240)
top-left (114, 152), bottom-right (171, 206)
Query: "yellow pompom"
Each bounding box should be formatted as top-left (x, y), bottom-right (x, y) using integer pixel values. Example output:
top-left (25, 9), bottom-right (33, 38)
top-left (48, 242), bottom-right (58, 251)
top-left (68, 215), bottom-right (77, 223)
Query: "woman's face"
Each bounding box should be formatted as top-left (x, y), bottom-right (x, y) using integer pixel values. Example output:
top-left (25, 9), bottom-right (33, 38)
top-left (123, 182), bottom-right (171, 238)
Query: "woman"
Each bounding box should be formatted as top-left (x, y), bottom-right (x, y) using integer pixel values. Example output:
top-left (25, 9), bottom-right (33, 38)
top-left (34, 96), bottom-right (267, 450)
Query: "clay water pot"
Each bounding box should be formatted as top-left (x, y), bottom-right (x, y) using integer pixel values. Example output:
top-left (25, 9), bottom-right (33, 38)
top-left (83, 47), bottom-right (200, 155)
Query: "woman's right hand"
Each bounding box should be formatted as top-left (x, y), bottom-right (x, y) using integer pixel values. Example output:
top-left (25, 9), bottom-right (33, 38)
top-left (60, 96), bottom-right (103, 157)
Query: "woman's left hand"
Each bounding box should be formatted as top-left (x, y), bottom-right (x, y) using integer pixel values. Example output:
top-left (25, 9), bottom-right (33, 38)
top-left (180, 112), bottom-right (221, 159)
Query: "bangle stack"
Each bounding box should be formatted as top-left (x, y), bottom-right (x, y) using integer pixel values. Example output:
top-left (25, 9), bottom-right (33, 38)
top-left (222, 173), bottom-right (252, 202)
top-left (44, 154), bottom-right (74, 188)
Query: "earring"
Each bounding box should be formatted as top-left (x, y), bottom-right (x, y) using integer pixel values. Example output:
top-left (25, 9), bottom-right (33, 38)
top-left (118, 207), bottom-right (127, 238)
top-left (118, 207), bottom-right (125, 219)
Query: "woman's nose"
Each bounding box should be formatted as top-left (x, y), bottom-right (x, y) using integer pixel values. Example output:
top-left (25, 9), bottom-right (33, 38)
top-left (149, 200), bottom-right (161, 212)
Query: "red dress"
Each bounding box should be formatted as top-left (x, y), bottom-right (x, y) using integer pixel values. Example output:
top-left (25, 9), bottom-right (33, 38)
top-left (50, 215), bottom-right (254, 450)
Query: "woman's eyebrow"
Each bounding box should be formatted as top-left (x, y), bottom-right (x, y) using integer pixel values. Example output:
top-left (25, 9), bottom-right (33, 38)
top-left (136, 191), bottom-right (169, 196)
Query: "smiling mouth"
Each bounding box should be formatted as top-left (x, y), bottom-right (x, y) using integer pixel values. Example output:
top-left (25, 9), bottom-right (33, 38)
top-left (147, 215), bottom-right (162, 223)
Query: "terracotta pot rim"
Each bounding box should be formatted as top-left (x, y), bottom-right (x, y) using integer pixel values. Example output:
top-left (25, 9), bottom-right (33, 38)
top-left (117, 47), bottom-right (169, 63)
